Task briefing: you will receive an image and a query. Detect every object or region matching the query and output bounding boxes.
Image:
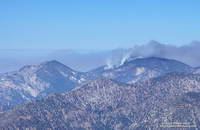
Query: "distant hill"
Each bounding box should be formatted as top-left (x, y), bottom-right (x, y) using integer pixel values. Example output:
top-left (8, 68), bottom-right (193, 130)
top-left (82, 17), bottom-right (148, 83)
top-left (0, 60), bottom-right (89, 112)
top-left (87, 57), bottom-right (193, 83)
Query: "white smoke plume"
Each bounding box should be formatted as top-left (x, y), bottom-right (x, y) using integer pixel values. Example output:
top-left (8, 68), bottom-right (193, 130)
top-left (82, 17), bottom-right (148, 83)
top-left (120, 52), bottom-right (132, 66)
top-left (104, 58), bottom-right (114, 69)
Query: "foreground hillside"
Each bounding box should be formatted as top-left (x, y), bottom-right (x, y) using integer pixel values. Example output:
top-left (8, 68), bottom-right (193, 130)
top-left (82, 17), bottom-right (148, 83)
top-left (1, 72), bottom-right (200, 130)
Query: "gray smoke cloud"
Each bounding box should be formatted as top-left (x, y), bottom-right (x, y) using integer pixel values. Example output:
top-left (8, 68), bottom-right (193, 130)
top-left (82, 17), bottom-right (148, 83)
top-left (107, 41), bottom-right (200, 68)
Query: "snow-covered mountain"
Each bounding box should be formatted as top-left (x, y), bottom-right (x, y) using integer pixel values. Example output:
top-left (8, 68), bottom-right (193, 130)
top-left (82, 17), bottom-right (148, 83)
top-left (87, 57), bottom-right (193, 83)
top-left (1, 72), bottom-right (200, 129)
top-left (0, 57), bottom-right (196, 113)
top-left (0, 60), bottom-right (88, 112)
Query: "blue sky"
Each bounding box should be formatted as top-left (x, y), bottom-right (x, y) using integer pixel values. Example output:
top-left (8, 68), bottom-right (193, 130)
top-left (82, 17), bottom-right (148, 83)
top-left (0, 0), bottom-right (200, 50)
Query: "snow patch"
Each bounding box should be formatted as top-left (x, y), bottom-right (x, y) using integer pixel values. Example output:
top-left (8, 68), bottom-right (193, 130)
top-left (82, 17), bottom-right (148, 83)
top-left (135, 67), bottom-right (145, 75)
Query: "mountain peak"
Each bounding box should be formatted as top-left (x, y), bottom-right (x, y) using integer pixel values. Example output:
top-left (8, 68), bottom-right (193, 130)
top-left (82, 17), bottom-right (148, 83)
top-left (38, 60), bottom-right (73, 70)
top-left (40, 60), bottom-right (63, 66)
top-left (18, 60), bottom-right (69, 73)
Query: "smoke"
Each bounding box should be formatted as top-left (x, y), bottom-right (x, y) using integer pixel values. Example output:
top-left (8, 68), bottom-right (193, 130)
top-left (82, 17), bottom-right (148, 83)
top-left (1, 41), bottom-right (200, 73)
top-left (104, 48), bottom-right (132, 69)
top-left (106, 40), bottom-right (200, 68)
top-left (120, 52), bottom-right (132, 66)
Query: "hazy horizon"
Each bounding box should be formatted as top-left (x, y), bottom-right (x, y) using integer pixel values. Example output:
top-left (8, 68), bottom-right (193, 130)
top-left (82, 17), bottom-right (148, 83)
top-left (0, 41), bottom-right (200, 73)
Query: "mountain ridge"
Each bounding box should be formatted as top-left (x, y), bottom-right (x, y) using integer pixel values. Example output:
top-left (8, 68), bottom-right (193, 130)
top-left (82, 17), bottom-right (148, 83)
top-left (0, 57), bottom-right (197, 113)
top-left (1, 72), bottom-right (200, 129)
top-left (87, 56), bottom-right (193, 83)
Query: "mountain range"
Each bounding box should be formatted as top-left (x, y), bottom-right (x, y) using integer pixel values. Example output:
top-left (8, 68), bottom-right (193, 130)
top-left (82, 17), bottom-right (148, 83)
top-left (0, 56), bottom-right (200, 129)
top-left (1, 72), bottom-right (200, 129)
